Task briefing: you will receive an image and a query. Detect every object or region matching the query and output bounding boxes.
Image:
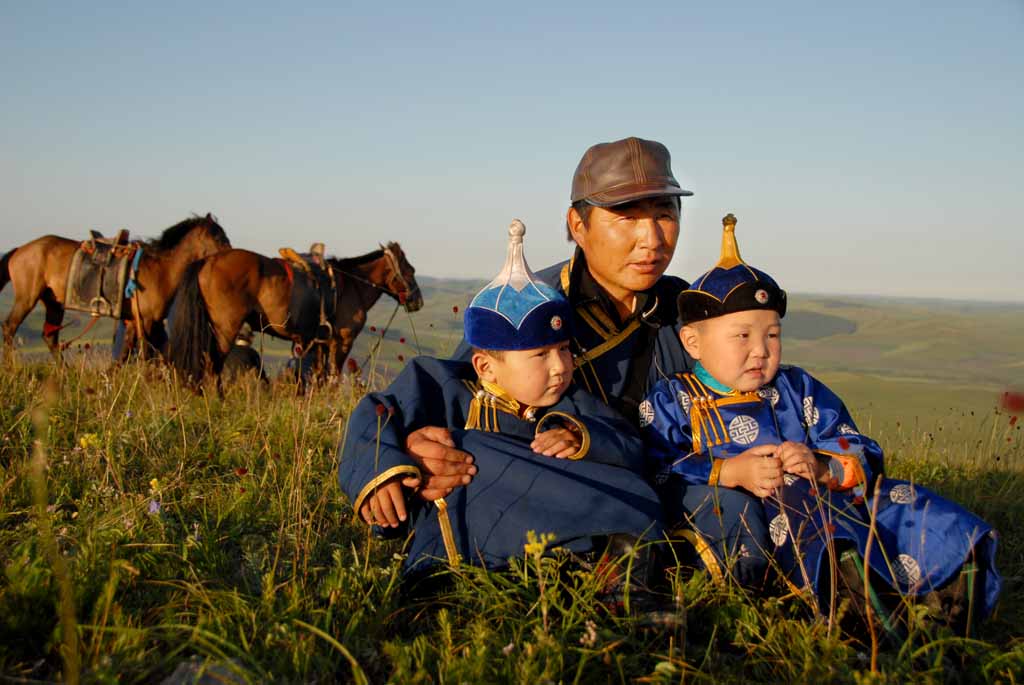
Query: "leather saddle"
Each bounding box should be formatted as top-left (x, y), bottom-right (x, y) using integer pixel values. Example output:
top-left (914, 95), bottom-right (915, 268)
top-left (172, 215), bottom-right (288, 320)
top-left (65, 229), bottom-right (138, 317)
top-left (278, 244), bottom-right (339, 343)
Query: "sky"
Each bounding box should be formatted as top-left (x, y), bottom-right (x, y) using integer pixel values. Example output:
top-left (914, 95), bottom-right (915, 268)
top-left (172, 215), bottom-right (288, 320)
top-left (2, 1), bottom-right (1022, 302)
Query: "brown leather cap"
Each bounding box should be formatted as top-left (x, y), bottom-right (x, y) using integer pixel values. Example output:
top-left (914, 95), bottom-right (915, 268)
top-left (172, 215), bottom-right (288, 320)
top-left (571, 137), bottom-right (692, 207)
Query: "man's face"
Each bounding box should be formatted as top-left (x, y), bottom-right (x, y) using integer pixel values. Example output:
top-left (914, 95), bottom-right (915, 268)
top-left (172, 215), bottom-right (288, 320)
top-left (568, 197), bottom-right (680, 303)
top-left (680, 309), bottom-right (782, 392)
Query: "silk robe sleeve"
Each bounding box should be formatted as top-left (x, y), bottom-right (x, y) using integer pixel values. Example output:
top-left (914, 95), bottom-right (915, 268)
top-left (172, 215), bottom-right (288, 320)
top-left (639, 378), bottom-right (713, 485)
top-left (541, 385), bottom-right (645, 470)
top-left (337, 357), bottom-right (466, 518)
top-left (781, 366), bottom-right (885, 490)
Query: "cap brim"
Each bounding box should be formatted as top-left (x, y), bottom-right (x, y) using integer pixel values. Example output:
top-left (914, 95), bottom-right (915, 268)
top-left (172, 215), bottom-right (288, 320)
top-left (582, 183), bottom-right (694, 208)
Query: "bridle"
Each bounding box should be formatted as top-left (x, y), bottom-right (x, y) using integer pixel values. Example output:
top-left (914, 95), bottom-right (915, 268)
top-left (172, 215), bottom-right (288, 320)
top-left (332, 245), bottom-right (419, 305)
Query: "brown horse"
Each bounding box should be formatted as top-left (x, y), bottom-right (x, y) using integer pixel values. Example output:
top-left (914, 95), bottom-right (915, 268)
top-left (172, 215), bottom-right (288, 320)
top-left (168, 242), bottom-right (422, 385)
top-left (0, 214), bottom-right (231, 360)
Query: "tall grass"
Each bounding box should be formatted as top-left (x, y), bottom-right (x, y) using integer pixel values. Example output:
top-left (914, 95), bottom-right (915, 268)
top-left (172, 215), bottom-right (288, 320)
top-left (0, 355), bottom-right (1021, 682)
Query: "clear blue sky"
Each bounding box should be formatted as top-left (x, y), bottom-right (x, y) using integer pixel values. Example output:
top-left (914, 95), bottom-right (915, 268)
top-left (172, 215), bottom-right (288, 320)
top-left (3, 1), bottom-right (1022, 302)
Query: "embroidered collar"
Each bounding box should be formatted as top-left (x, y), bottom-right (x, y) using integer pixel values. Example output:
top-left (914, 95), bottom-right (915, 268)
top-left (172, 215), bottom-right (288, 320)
top-left (694, 362), bottom-right (735, 395)
top-left (479, 379), bottom-right (539, 421)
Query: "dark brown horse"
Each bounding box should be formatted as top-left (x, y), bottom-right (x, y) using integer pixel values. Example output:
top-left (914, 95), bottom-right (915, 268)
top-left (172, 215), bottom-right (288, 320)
top-left (0, 214), bottom-right (231, 360)
top-left (168, 242), bottom-right (422, 385)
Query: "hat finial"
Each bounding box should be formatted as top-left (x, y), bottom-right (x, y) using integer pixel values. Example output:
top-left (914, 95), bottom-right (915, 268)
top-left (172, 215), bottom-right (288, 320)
top-left (509, 219), bottom-right (525, 243)
top-left (715, 213), bottom-right (744, 270)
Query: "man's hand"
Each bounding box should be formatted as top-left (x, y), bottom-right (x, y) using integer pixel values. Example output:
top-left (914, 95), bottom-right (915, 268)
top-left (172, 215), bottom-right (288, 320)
top-left (360, 473), bottom-right (421, 527)
top-left (405, 426), bottom-right (477, 501)
top-left (778, 441), bottom-right (828, 484)
top-left (718, 444), bottom-right (784, 498)
top-left (531, 427), bottom-right (582, 458)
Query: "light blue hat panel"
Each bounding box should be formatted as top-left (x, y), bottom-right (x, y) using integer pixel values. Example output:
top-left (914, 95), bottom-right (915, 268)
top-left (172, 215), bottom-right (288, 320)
top-left (469, 281), bottom-right (563, 328)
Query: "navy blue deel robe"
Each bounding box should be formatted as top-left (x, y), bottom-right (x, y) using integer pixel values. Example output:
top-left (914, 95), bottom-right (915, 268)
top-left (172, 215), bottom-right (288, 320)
top-left (337, 357), bottom-right (663, 572)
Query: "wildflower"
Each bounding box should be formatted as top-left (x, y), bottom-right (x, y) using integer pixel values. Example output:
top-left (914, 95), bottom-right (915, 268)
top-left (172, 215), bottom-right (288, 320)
top-left (1001, 391), bottom-right (1024, 413)
top-left (84, 387), bottom-right (95, 396)
top-left (397, 354), bottom-right (405, 362)
top-left (125, 410), bottom-right (133, 419)
top-left (452, 305), bottom-right (459, 314)
top-left (239, 487), bottom-right (246, 494)
top-left (523, 530), bottom-right (555, 556)
top-left (501, 642), bottom-right (515, 656)
top-left (168, 405), bottom-right (177, 412)
top-left (579, 620), bottom-right (598, 648)
top-left (235, 467), bottom-right (248, 477)
top-left (837, 436), bottom-right (850, 451)
top-left (148, 500), bottom-right (161, 515)
top-left (399, 337), bottom-right (405, 344)
top-left (83, 343), bottom-right (91, 351)
top-left (1011, 416), bottom-right (1018, 427)
top-left (149, 478), bottom-right (160, 491)
top-left (826, 523), bottom-right (837, 534)
top-left (370, 326), bottom-right (377, 332)
top-left (347, 358), bottom-right (358, 373)
top-left (79, 433), bottom-right (100, 450)
top-left (853, 495), bottom-right (864, 505)
top-left (388, 406), bottom-right (395, 417)
top-left (375, 404), bottom-right (386, 417)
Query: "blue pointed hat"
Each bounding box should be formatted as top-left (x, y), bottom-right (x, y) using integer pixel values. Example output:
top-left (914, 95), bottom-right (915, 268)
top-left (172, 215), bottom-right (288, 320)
top-left (465, 220), bottom-right (572, 351)
top-left (677, 213), bottom-right (787, 324)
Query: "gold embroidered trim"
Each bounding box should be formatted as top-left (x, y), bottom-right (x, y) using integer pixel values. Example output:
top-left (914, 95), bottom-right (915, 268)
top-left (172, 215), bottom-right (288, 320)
top-left (434, 497), bottom-right (461, 567)
top-left (351, 464), bottom-right (422, 518)
top-left (574, 319), bottom-right (641, 369)
top-left (708, 458), bottom-right (725, 487)
top-left (535, 411), bottom-right (591, 460)
top-left (673, 528), bottom-right (725, 586)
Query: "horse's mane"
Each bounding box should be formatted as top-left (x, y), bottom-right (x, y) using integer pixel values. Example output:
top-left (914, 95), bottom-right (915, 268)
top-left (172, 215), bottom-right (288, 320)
top-left (145, 213), bottom-right (229, 252)
top-left (327, 242), bottom-right (400, 270)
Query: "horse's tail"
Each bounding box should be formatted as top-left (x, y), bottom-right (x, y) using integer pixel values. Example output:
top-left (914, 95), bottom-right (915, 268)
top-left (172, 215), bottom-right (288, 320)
top-left (0, 248), bottom-right (14, 295)
top-left (168, 259), bottom-right (217, 386)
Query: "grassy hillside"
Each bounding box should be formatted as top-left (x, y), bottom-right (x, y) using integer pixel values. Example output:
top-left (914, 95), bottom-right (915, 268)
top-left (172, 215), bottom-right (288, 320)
top-left (0, 359), bottom-right (1021, 682)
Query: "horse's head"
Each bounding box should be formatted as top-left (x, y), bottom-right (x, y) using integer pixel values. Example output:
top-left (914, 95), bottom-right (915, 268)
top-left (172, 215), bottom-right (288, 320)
top-left (192, 212), bottom-right (232, 257)
top-left (150, 213), bottom-right (231, 259)
top-left (379, 242), bottom-right (423, 312)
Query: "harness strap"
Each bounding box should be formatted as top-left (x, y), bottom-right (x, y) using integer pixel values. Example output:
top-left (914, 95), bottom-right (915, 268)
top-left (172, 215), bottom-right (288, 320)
top-left (123, 245), bottom-right (144, 299)
top-left (58, 315), bottom-right (103, 350)
top-left (278, 258), bottom-right (294, 286)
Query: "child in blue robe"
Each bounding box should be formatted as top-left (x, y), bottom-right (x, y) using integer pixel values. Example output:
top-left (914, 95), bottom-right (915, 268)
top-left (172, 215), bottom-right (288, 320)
top-left (640, 214), bottom-right (1000, 634)
top-left (338, 221), bottom-right (663, 574)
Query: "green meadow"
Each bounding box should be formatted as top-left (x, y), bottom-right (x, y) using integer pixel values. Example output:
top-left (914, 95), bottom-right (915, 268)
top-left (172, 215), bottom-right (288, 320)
top-left (1, 283), bottom-right (1023, 682)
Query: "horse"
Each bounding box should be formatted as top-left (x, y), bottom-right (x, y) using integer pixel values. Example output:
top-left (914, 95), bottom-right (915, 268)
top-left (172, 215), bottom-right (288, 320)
top-left (0, 214), bottom-right (231, 361)
top-left (167, 242), bottom-right (422, 386)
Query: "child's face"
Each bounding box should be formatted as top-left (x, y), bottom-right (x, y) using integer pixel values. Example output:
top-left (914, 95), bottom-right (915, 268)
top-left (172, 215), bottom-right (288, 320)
top-left (473, 341), bottom-right (574, 407)
top-left (679, 309), bottom-right (782, 392)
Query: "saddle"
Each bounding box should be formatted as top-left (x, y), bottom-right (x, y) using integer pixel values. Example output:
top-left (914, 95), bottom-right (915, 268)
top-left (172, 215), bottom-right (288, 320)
top-left (65, 229), bottom-right (140, 318)
top-left (278, 243), bottom-right (339, 343)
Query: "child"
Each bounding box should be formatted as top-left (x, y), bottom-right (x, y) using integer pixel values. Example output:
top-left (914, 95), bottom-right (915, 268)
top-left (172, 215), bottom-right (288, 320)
top-left (640, 214), bottom-right (1000, 633)
top-left (338, 220), bottom-right (663, 574)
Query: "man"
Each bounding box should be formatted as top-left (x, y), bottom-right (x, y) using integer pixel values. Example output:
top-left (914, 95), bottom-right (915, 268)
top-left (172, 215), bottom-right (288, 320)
top-left (407, 137), bottom-right (693, 505)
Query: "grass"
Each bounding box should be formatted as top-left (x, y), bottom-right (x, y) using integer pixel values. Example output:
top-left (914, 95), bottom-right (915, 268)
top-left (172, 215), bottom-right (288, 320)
top-left (1, 353), bottom-right (1022, 683)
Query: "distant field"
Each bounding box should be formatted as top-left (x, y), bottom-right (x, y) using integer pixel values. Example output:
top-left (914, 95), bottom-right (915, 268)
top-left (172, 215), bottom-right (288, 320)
top-left (3, 278), bottom-right (1021, 428)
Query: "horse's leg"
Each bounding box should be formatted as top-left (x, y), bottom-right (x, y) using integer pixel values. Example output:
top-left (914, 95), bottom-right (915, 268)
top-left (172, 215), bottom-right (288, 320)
top-left (2, 292), bottom-right (38, 354)
top-left (116, 321), bottom-right (138, 364)
top-left (40, 291), bottom-right (65, 363)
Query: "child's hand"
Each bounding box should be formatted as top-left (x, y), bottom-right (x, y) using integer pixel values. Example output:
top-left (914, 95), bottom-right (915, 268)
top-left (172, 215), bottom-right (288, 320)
top-left (359, 473), bottom-right (421, 527)
top-left (778, 441), bottom-right (828, 484)
top-left (718, 444), bottom-right (783, 498)
top-left (531, 427), bottom-right (582, 458)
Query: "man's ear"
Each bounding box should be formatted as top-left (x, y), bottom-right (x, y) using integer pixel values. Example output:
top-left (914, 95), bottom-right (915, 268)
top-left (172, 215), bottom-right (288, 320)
top-left (679, 325), bottom-right (702, 360)
top-left (566, 207), bottom-right (587, 248)
top-left (471, 351), bottom-right (498, 382)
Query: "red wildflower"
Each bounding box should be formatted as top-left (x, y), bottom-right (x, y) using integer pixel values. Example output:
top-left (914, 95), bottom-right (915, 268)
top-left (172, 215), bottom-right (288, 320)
top-left (399, 337), bottom-right (405, 344)
top-left (235, 467), bottom-right (248, 477)
top-left (826, 523), bottom-right (837, 534)
top-left (852, 495), bottom-right (864, 505)
top-left (346, 358), bottom-right (358, 373)
top-left (83, 343), bottom-right (91, 351)
top-left (452, 305), bottom-right (459, 314)
top-left (239, 487), bottom-right (246, 494)
top-left (1011, 416), bottom-right (1019, 427)
top-left (397, 354), bottom-right (405, 362)
top-left (370, 326), bottom-right (377, 332)
top-left (1000, 391), bottom-right (1024, 414)
top-left (837, 436), bottom-right (850, 451)
top-left (375, 404), bottom-right (386, 417)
